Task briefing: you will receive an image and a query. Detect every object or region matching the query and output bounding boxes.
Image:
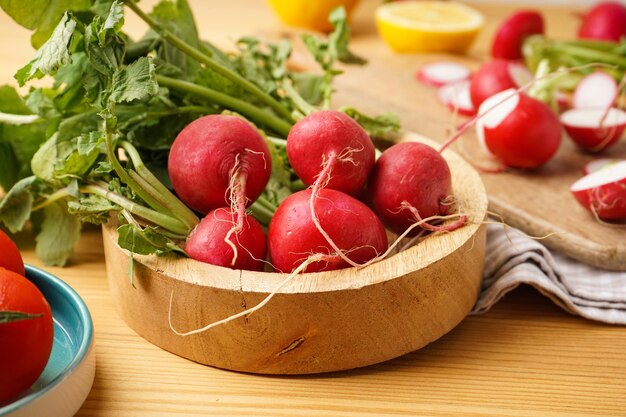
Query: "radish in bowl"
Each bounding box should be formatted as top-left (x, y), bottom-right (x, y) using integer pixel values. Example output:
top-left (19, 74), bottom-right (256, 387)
top-left (571, 160), bottom-right (626, 220)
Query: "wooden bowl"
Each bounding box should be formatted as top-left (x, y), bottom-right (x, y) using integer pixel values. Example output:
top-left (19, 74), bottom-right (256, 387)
top-left (102, 134), bottom-right (487, 374)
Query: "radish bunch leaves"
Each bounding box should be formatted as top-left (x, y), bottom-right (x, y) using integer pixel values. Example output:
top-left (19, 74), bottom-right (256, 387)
top-left (0, 0), bottom-right (399, 265)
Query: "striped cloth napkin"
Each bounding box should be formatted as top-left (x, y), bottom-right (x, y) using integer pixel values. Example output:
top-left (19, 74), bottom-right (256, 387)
top-left (471, 223), bottom-right (626, 324)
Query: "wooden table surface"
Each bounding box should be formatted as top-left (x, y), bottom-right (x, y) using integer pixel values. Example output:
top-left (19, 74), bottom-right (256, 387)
top-left (2, 1), bottom-right (626, 416)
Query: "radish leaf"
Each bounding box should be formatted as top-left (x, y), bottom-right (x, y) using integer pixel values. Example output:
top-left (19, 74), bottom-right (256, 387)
top-left (14, 12), bottom-right (76, 86)
top-left (36, 200), bottom-right (81, 266)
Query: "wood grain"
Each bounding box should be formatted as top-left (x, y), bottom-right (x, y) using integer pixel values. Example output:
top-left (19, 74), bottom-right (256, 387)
top-left (102, 134), bottom-right (486, 374)
top-left (3, 1), bottom-right (626, 416)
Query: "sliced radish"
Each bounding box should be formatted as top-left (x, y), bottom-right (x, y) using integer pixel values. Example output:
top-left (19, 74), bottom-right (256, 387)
top-left (437, 81), bottom-right (475, 116)
top-left (555, 90), bottom-right (571, 113)
top-left (416, 62), bottom-right (472, 87)
top-left (561, 107), bottom-right (626, 152)
top-left (571, 160), bottom-right (626, 220)
top-left (573, 72), bottom-right (618, 110)
top-left (583, 158), bottom-right (625, 175)
top-left (476, 88), bottom-right (562, 169)
top-left (470, 60), bottom-right (533, 108)
top-left (492, 10), bottom-right (544, 60)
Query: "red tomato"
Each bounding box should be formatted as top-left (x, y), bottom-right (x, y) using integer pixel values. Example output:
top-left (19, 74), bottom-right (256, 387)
top-left (0, 229), bottom-right (25, 275)
top-left (0, 268), bottom-right (54, 403)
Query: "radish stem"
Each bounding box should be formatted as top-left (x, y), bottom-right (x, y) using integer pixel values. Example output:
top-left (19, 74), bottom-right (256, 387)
top-left (81, 184), bottom-right (189, 235)
top-left (124, 0), bottom-right (295, 124)
top-left (120, 140), bottom-right (199, 230)
top-left (156, 75), bottom-right (292, 137)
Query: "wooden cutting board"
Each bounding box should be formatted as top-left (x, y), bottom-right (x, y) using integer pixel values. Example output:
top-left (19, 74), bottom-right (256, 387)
top-left (317, 2), bottom-right (625, 271)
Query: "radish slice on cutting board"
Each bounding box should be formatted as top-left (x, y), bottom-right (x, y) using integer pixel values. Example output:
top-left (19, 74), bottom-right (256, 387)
top-left (572, 72), bottom-right (618, 109)
top-left (437, 81), bottom-right (475, 116)
top-left (571, 160), bottom-right (626, 220)
top-left (561, 107), bottom-right (626, 152)
top-left (417, 62), bottom-right (471, 87)
top-left (583, 158), bottom-right (625, 175)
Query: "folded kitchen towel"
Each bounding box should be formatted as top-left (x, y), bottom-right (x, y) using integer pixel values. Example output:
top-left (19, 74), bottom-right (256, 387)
top-left (472, 223), bottom-right (626, 324)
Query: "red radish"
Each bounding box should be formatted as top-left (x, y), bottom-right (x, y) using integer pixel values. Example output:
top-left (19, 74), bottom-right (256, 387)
top-left (417, 62), bottom-right (471, 87)
top-left (571, 160), bottom-right (626, 220)
top-left (268, 189), bottom-right (388, 273)
top-left (491, 10), bottom-right (544, 60)
top-left (185, 208), bottom-right (267, 271)
top-left (583, 158), bottom-right (625, 175)
top-left (578, 2), bottom-right (626, 42)
top-left (555, 90), bottom-right (571, 113)
top-left (572, 71), bottom-right (618, 110)
top-left (470, 60), bottom-right (532, 108)
top-left (476, 89), bottom-right (562, 169)
top-left (367, 142), bottom-right (465, 236)
top-left (168, 115), bottom-right (271, 215)
top-left (561, 107), bottom-right (626, 152)
top-left (286, 110), bottom-right (375, 196)
top-left (437, 81), bottom-right (475, 116)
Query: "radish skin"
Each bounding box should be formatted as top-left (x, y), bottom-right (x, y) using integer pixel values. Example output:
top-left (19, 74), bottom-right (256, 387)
top-left (476, 89), bottom-right (562, 169)
top-left (417, 62), bottom-right (472, 87)
top-left (168, 115), bottom-right (271, 215)
top-left (571, 161), bottom-right (626, 220)
top-left (561, 107), bottom-right (626, 152)
top-left (367, 142), bottom-right (460, 236)
top-left (185, 208), bottom-right (267, 271)
top-left (491, 10), bottom-right (544, 60)
top-left (268, 189), bottom-right (388, 273)
top-left (286, 110), bottom-right (375, 196)
top-left (470, 60), bottom-right (532, 108)
top-left (578, 2), bottom-right (626, 42)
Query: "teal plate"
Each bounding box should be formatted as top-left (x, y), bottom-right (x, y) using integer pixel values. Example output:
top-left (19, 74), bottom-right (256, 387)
top-left (0, 265), bottom-right (96, 417)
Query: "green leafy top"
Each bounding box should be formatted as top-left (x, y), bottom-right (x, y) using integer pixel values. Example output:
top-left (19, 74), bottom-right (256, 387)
top-left (0, 0), bottom-right (399, 267)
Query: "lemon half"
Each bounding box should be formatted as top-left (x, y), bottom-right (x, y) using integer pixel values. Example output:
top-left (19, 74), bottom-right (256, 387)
top-left (376, 1), bottom-right (484, 53)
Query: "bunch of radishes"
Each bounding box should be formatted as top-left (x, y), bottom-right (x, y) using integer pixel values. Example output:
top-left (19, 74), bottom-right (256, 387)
top-left (168, 111), bottom-right (464, 272)
top-left (418, 1), bottom-right (626, 222)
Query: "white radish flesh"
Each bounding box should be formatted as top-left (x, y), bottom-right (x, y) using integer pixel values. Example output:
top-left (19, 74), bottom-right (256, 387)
top-left (583, 158), bottom-right (625, 175)
top-left (437, 81), bottom-right (475, 116)
top-left (561, 107), bottom-right (626, 152)
top-left (573, 72), bottom-right (618, 110)
top-left (571, 161), bottom-right (626, 220)
top-left (417, 62), bottom-right (472, 87)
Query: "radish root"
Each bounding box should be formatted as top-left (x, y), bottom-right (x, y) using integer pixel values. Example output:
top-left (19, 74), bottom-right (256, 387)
top-left (224, 155), bottom-right (248, 266)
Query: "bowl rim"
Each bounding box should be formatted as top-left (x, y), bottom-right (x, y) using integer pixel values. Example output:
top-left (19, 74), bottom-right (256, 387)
top-left (104, 133), bottom-right (488, 295)
top-left (0, 265), bottom-right (94, 416)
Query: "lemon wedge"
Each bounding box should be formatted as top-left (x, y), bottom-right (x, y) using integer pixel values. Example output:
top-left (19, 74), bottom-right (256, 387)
top-left (376, 1), bottom-right (484, 53)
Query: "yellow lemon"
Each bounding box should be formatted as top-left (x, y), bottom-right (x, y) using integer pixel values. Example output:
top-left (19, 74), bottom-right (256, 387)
top-left (267, 0), bottom-right (360, 32)
top-left (376, 1), bottom-right (484, 53)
